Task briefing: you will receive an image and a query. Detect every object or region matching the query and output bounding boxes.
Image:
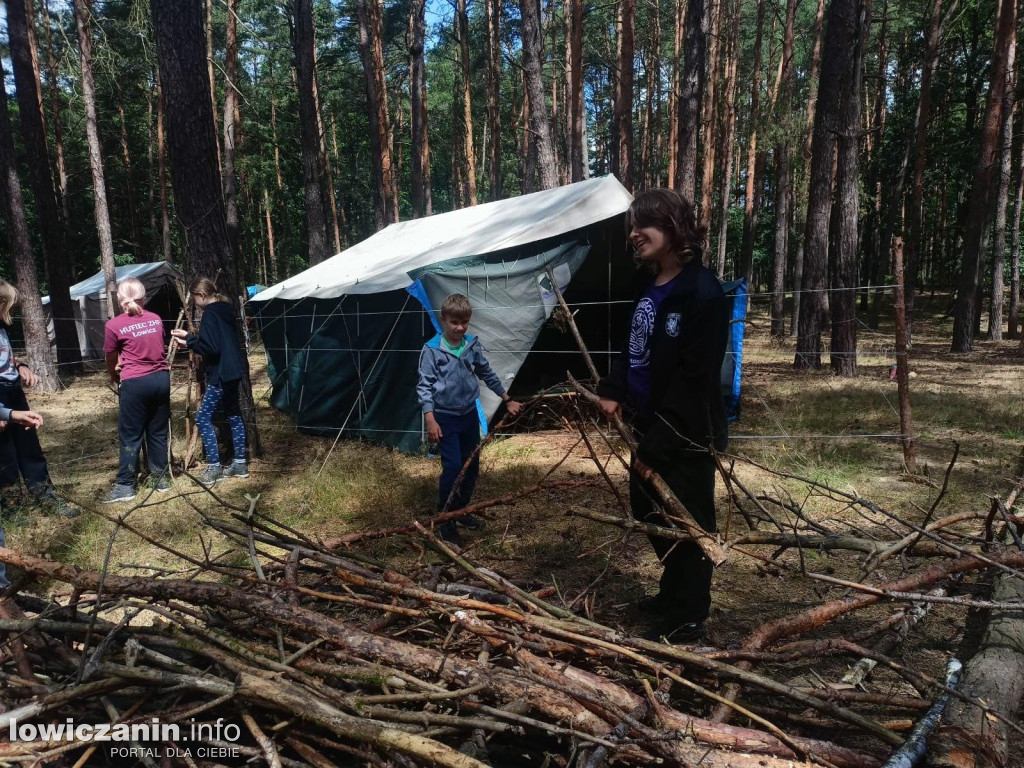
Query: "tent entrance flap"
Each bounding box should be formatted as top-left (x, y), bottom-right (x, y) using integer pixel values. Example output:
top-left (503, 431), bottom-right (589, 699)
top-left (410, 240), bottom-right (591, 424)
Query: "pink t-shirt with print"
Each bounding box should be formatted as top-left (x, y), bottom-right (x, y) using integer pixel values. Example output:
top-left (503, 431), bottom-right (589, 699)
top-left (103, 310), bottom-right (169, 381)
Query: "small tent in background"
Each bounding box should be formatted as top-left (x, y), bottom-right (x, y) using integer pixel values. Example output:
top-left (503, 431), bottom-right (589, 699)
top-left (250, 176), bottom-right (746, 453)
top-left (43, 262), bottom-right (184, 360)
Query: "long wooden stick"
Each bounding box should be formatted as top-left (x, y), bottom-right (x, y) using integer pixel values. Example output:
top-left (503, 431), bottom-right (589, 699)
top-left (544, 267), bottom-right (728, 565)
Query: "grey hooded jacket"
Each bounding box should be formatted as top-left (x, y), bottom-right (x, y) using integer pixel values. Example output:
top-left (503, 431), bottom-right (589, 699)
top-left (417, 333), bottom-right (506, 415)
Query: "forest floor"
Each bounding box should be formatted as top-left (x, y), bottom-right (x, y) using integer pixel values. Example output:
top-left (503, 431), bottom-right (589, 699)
top-left (7, 292), bottom-right (1024, 738)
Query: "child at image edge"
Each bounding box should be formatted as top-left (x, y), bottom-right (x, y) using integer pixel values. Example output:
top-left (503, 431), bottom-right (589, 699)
top-left (417, 294), bottom-right (521, 544)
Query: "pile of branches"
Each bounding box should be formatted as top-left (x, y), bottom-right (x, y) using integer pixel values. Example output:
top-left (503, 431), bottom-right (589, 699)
top-left (0, 434), bottom-right (1022, 767)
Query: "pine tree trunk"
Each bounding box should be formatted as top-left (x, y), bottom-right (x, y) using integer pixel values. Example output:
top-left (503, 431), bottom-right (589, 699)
top-left (116, 93), bottom-right (142, 261)
top-left (988, 45), bottom-right (1016, 340)
top-left (73, 0), bottom-right (118, 318)
top-left (7, 0), bottom-right (80, 372)
top-left (486, 0), bottom-right (503, 197)
top-left (674, 0), bottom-right (705, 199)
top-left (457, 0), bottom-right (478, 205)
top-left (791, 0), bottom-right (826, 338)
top-left (264, 189), bottom-right (278, 285)
top-left (293, 0), bottom-right (332, 261)
top-left (41, 0), bottom-right (70, 233)
top-left (410, 0), bottom-right (432, 216)
top-left (953, 0), bottom-right (1016, 351)
top-left (1010, 137), bottom-right (1024, 339)
top-left (715, 0), bottom-right (739, 276)
top-left (770, 0), bottom-right (797, 339)
top-left (148, 73), bottom-right (158, 260)
top-left (829, 0), bottom-right (867, 376)
top-left (0, 57), bottom-right (59, 391)
top-left (739, 0), bottom-right (764, 284)
top-left (157, 76), bottom-right (172, 264)
top-left (568, 0), bottom-right (584, 182)
top-left (313, 67), bottom-right (342, 253)
top-left (521, 0), bottom-right (559, 189)
top-left (615, 0), bottom-right (635, 190)
top-left (150, 0), bottom-right (261, 456)
top-left (697, 0), bottom-right (720, 252)
top-left (795, 0), bottom-right (858, 369)
top-left (223, 0), bottom-right (240, 259)
top-left (906, 0), bottom-right (956, 337)
top-left (667, 0), bottom-right (685, 186)
top-left (358, 0), bottom-right (398, 228)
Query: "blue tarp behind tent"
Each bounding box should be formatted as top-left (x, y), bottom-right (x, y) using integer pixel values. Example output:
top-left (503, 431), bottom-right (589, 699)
top-left (722, 279), bottom-right (746, 421)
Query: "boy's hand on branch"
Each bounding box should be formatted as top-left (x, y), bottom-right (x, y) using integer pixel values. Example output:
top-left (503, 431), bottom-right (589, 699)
top-left (598, 398), bottom-right (622, 420)
top-left (10, 410), bottom-right (43, 429)
top-left (426, 414), bottom-right (442, 443)
top-left (504, 399), bottom-right (523, 417)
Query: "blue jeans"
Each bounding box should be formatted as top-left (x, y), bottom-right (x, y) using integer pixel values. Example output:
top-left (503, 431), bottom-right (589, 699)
top-left (196, 381), bottom-right (247, 465)
top-left (435, 410), bottom-right (481, 513)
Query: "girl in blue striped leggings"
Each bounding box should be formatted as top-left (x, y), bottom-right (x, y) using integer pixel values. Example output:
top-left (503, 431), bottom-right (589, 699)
top-left (171, 278), bottom-right (248, 486)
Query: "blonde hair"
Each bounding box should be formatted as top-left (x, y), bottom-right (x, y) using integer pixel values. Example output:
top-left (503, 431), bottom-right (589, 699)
top-left (0, 280), bottom-right (19, 326)
top-left (117, 278), bottom-right (147, 317)
top-left (440, 293), bottom-right (472, 320)
top-left (189, 277), bottom-right (230, 304)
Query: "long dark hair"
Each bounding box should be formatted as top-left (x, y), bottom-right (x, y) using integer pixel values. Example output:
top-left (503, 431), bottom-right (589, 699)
top-left (627, 188), bottom-right (705, 265)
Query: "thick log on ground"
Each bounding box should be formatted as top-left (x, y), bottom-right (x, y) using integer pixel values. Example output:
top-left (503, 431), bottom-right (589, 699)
top-left (930, 572), bottom-right (1024, 768)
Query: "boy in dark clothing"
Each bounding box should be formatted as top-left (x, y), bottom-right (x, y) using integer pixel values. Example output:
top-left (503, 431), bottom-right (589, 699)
top-left (417, 294), bottom-right (522, 543)
top-left (598, 188), bottom-right (729, 644)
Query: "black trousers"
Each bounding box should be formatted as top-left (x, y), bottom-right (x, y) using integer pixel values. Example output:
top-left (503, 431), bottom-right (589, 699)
top-left (630, 437), bottom-right (717, 624)
top-left (117, 371), bottom-right (170, 486)
top-left (0, 381), bottom-right (53, 496)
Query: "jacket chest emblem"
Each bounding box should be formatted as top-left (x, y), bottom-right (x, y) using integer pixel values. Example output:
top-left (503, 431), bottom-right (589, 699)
top-left (665, 312), bottom-right (682, 337)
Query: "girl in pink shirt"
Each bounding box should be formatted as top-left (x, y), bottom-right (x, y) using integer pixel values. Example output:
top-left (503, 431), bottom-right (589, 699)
top-left (102, 278), bottom-right (171, 503)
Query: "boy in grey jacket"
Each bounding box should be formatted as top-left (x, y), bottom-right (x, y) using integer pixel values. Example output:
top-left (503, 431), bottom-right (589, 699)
top-left (417, 294), bottom-right (521, 543)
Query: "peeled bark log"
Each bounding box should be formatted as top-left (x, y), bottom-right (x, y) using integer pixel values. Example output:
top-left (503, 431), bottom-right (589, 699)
top-left (930, 573), bottom-right (1024, 767)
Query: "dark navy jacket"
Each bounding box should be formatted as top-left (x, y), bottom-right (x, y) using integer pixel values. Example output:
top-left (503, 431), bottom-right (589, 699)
top-left (185, 301), bottom-right (244, 385)
top-left (598, 258), bottom-right (729, 460)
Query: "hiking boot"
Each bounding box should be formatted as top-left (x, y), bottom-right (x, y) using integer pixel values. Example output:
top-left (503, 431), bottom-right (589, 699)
top-left (644, 620), bottom-right (706, 645)
top-left (102, 484), bottom-right (136, 504)
top-left (221, 461), bottom-right (249, 480)
top-left (196, 464), bottom-right (223, 487)
top-left (456, 513), bottom-right (485, 530)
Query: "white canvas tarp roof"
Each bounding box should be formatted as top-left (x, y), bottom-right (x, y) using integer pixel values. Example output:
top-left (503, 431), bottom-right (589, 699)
top-left (250, 175), bottom-right (633, 302)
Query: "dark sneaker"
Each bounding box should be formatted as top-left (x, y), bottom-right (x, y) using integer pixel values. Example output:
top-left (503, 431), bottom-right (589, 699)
top-left (36, 492), bottom-right (81, 518)
top-left (221, 462), bottom-right (249, 480)
top-left (196, 465), bottom-right (223, 487)
top-left (644, 620), bottom-right (706, 644)
top-left (102, 484), bottom-right (136, 504)
top-left (456, 513), bottom-right (484, 530)
top-left (438, 521), bottom-right (462, 546)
